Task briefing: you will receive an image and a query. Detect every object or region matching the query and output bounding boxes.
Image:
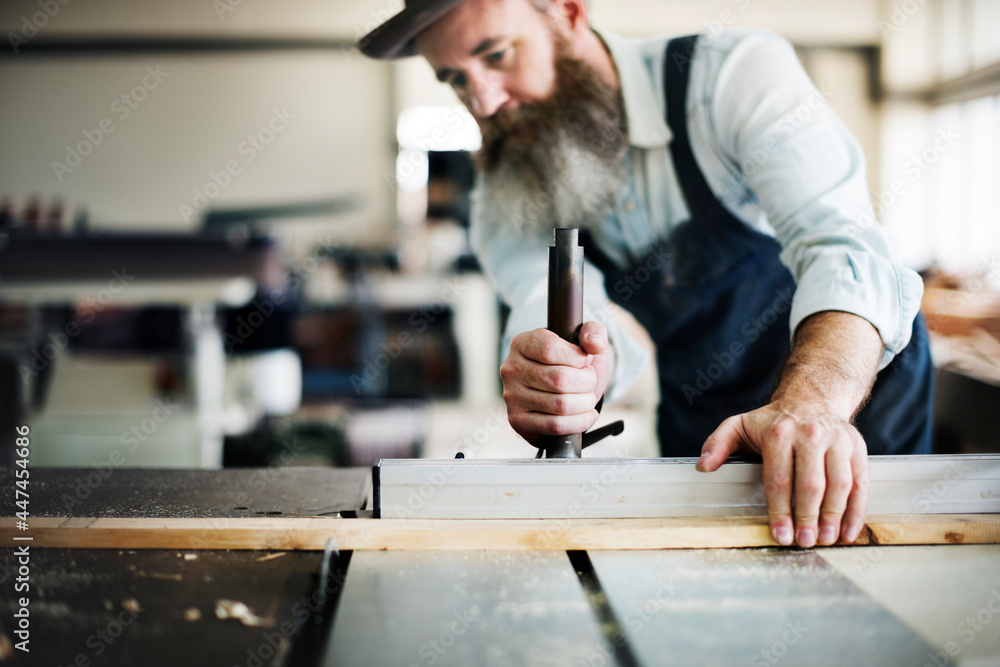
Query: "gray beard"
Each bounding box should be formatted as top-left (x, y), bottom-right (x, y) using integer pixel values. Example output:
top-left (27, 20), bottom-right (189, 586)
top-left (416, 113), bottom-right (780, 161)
top-left (473, 33), bottom-right (629, 240)
top-left (476, 132), bottom-right (628, 239)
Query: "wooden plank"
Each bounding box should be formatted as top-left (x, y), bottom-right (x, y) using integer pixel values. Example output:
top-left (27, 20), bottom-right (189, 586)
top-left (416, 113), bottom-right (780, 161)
top-left (3, 514), bottom-right (999, 551)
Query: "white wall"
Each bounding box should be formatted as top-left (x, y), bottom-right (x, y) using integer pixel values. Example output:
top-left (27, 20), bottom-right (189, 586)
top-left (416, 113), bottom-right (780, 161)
top-left (589, 0), bottom-right (882, 45)
top-left (0, 0), bottom-right (883, 43)
top-left (801, 48), bottom-right (882, 201)
top-left (0, 0), bottom-right (405, 40)
top-left (0, 54), bottom-right (393, 234)
top-left (879, 0), bottom-right (1000, 273)
top-left (0, 0), bottom-right (398, 251)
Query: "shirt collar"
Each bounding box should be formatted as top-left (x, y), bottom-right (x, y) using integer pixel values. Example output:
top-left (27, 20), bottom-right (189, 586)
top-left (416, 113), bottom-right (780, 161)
top-left (593, 28), bottom-right (672, 149)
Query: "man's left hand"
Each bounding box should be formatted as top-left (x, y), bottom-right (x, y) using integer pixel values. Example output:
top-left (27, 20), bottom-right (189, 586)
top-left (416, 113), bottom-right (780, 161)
top-left (695, 401), bottom-right (869, 548)
top-left (693, 310), bottom-right (883, 549)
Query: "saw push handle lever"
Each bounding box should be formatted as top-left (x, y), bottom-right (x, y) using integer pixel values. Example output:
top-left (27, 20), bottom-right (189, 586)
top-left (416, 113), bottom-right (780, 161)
top-left (536, 228), bottom-right (625, 459)
top-left (583, 419), bottom-right (625, 448)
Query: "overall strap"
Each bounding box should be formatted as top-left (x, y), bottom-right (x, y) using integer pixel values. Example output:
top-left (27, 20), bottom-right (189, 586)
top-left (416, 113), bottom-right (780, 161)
top-left (664, 36), bottom-right (728, 222)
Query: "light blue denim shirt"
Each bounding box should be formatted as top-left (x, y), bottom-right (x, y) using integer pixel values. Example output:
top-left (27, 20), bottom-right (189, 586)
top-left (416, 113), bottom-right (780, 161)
top-left (471, 29), bottom-right (923, 402)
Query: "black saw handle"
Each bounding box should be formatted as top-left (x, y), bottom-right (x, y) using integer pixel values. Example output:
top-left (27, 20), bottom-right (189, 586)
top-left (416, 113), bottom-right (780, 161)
top-left (537, 228), bottom-right (624, 459)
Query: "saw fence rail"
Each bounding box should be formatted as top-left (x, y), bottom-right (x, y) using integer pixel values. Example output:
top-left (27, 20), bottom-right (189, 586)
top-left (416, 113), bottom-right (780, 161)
top-left (374, 454), bottom-right (1000, 519)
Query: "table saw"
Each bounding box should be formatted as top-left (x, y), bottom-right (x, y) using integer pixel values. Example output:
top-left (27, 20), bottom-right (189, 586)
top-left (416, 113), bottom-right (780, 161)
top-left (3, 462), bottom-right (1000, 667)
top-left (5, 231), bottom-right (1000, 666)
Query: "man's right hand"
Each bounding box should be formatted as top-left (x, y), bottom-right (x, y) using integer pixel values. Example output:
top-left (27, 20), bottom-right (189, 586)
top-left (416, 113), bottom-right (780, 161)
top-left (500, 321), bottom-right (614, 446)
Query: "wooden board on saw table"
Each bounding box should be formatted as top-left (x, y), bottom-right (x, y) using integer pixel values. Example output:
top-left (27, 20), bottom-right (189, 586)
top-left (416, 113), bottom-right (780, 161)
top-left (3, 514), bottom-right (999, 550)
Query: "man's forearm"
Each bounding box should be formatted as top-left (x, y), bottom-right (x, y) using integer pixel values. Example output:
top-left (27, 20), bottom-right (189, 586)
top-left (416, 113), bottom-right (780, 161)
top-left (771, 311), bottom-right (884, 420)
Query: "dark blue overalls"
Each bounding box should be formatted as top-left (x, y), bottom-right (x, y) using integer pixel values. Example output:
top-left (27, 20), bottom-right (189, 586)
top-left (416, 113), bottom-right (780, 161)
top-left (582, 36), bottom-right (934, 457)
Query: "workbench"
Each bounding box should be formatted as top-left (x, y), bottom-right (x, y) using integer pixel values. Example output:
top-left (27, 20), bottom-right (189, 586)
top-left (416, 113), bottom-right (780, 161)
top-left (2, 467), bottom-right (999, 666)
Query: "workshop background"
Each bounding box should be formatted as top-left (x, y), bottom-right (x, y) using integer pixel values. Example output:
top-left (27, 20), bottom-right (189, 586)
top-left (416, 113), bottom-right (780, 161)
top-left (1, 0), bottom-right (999, 470)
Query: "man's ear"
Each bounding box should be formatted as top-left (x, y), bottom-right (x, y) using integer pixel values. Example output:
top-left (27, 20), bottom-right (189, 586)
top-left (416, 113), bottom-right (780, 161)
top-left (547, 0), bottom-right (590, 37)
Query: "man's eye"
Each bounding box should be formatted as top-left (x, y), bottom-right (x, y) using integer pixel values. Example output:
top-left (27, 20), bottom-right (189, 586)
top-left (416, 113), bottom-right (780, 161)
top-left (485, 49), bottom-right (506, 65)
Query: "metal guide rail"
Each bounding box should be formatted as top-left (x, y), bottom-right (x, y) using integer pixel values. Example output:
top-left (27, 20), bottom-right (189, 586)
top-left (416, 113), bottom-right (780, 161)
top-left (373, 454), bottom-right (1000, 519)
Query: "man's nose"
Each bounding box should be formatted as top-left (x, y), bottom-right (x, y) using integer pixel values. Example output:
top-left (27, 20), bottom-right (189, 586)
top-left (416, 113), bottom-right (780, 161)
top-left (466, 73), bottom-right (510, 120)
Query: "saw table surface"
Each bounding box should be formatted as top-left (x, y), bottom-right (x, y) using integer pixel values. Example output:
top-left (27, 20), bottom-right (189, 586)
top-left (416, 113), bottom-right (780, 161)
top-left (2, 467), bottom-right (999, 667)
top-left (0, 467), bottom-right (371, 518)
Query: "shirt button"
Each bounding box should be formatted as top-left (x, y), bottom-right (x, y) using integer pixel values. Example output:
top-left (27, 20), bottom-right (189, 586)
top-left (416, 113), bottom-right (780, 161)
top-left (624, 200), bottom-right (635, 212)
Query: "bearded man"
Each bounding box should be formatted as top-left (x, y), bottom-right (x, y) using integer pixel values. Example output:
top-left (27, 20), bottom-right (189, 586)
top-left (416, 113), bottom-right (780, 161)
top-left (358, 0), bottom-right (934, 549)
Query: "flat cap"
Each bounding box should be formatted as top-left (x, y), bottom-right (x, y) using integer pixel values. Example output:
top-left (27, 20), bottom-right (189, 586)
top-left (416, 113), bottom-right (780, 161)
top-left (357, 0), bottom-right (470, 59)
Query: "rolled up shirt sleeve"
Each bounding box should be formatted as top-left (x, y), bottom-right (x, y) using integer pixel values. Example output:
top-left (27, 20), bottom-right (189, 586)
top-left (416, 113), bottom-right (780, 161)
top-left (707, 32), bottom-right (923, 369)
top-left (470, 199), bottom-right (648, 403)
